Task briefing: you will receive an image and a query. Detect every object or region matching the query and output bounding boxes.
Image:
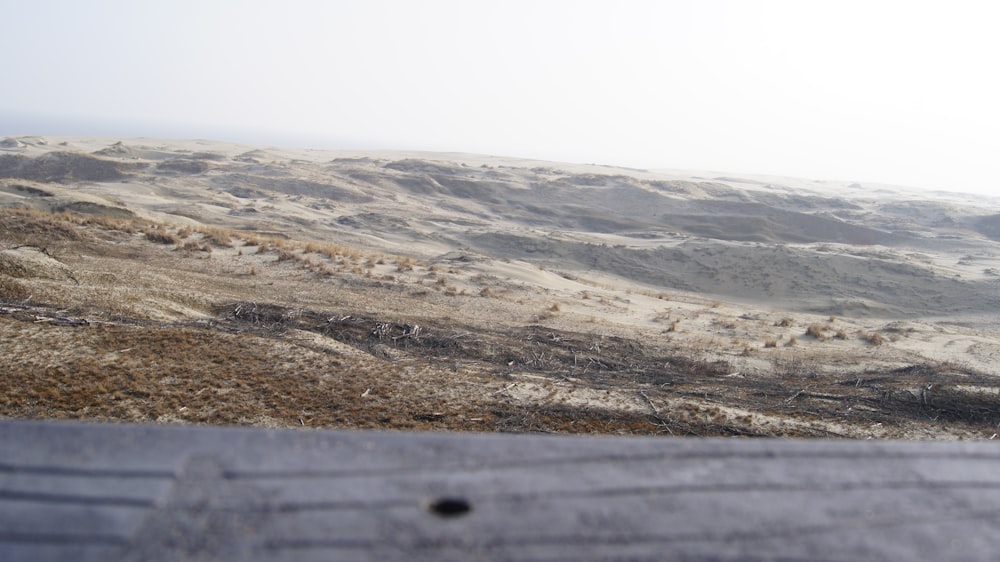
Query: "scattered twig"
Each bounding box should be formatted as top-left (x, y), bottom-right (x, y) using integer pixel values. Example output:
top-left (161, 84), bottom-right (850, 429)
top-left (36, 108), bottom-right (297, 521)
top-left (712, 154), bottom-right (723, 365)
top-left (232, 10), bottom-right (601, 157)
top-left (638, 389), bottom-right (660, 416)
top-left (786, 385), bottom-right (811, 404)
top-left (392, 323), bottom-right (421, 342)
top-left (494, 383), bottom-right (516, 395)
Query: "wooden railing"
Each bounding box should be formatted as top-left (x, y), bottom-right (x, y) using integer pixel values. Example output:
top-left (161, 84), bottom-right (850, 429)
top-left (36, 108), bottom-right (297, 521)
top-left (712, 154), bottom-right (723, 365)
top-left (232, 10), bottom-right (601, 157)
top-left (1, 419), bottom-right (997, 560)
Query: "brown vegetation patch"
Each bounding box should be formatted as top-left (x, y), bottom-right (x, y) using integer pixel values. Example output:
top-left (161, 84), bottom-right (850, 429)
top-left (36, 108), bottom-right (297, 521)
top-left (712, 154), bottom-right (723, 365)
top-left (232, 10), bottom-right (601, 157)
top-left (1, 203), bottom-right (998, 439)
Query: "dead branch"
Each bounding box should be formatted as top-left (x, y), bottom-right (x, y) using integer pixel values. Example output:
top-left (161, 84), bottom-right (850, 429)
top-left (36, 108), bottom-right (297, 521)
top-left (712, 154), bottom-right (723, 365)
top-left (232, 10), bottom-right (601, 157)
top-left (34, 315), bottom-right (89, 326)
top-left (786, 385), bottom-right (811, 404)
top-left (638, 389), bottom-right (660, 416)
top-left (371, 322), bottom-right (391, 339)
top-left (494, 383), bottom-right (517, 395)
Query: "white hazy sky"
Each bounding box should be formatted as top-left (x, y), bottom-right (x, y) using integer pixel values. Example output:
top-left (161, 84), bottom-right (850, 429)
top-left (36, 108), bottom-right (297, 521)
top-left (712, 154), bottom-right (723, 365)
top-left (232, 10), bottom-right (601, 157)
top-left (2, 1), bottom-right (999, 195)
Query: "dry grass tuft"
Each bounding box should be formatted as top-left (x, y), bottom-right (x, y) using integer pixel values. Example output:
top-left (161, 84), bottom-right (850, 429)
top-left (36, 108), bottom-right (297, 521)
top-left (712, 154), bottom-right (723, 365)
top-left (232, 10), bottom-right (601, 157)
top-left (197, 226), bottom-right (234, 248)
top-left (864, 331), bottom-right (886, 346)
top-left (805, 323), bottom-right (828, 340)
top-left (0, 276), bottom-right (30, 301)
top-left (144, 229), bottom-right (179, 245)
top-left (396, 256), bottom-right (414, 272)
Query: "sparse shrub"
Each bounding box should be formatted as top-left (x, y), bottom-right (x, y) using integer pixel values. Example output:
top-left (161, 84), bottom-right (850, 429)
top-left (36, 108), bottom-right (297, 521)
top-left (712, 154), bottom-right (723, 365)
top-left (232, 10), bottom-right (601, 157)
top-left (714, 317), bottom-right (738, 329)
top-left (319, 244), bottom-right (345, 260)
top-left (771, 352), bottom-right (807, 378)
top-left (81, 214), bottom-right (140, 234)
top-left (277, 249), bottom-right (297, 262)
top-left (785, 335), bottom-right (798, 347)
top-left (479, 287), bottom-right (494, 298)
top-left (0, 276), bottom-right (30, 301)
top-left (775, 317), bottom-right (793, 327)
top-left (805, 324), bottom-right (827, 340)
top-left (711, 300), bottom-right (722, 308)
top-left (198, 227), bottom-right (233, 248)
top-left (144, 229), bottom-right (178, 245)
top-left (653, 311), bottom-right (672, 323)
top-left (864, 332), bottom-right (886, 346)
top-left (834, 329), bottom-right (848, 340)
top-left (764, 337), bottom-right (779, 348)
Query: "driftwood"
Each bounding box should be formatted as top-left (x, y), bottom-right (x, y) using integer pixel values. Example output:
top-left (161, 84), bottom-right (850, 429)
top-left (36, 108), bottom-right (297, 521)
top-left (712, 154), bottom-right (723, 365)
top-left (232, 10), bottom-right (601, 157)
top-left (371, 321), bottom-right (391, 339)
top-left (372, 321), bottom-right (421, 343)
top-left (33, 315), bottom-right (89, 326)
top-left (0, 304), bottom-right (90, 326)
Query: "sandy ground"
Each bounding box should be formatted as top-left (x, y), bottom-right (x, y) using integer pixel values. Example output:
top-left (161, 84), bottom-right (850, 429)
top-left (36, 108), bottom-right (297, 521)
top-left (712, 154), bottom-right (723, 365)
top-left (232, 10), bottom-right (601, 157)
top-left (3, 135), bottom-right (1000, 438)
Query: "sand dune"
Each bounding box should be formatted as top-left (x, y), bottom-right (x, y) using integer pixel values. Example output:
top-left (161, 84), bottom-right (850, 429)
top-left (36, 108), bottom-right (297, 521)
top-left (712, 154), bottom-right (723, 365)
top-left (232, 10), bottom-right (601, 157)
top-left (3, 136), bottom-right (1000, 438)
top-left (4, 136), bottom-right (999, 318)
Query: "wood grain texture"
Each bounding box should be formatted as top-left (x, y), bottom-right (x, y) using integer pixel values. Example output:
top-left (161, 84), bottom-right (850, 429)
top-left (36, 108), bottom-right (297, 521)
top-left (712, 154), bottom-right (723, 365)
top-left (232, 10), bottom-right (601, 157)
top-left (1, 419), bottom-right (998, 561)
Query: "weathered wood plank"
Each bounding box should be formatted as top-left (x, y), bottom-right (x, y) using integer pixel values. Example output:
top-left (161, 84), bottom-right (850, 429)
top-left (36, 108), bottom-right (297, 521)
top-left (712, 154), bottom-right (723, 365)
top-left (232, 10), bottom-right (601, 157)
top-left (1, 419), bottom-right (998, 561)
